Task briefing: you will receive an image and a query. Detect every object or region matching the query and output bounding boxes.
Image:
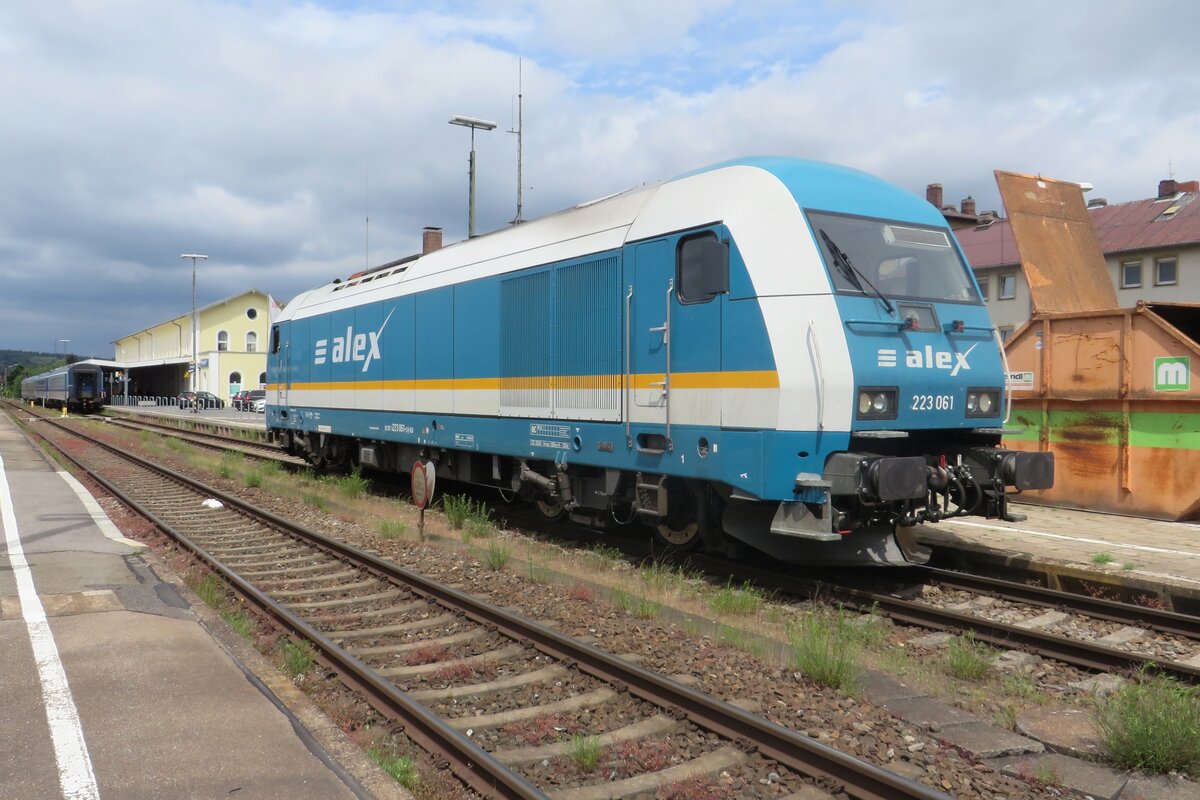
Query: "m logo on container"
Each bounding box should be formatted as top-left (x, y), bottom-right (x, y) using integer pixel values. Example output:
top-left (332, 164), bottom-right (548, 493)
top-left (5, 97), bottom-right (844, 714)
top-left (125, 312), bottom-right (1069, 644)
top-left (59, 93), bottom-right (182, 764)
top-left (1154, 356), bottom-right (1190, 392)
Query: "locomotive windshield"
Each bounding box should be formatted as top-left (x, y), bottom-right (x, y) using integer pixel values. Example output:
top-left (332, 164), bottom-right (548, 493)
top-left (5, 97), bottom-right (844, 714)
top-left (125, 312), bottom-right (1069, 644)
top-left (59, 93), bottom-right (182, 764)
top-left (807, 210), bottom-right (980, 304)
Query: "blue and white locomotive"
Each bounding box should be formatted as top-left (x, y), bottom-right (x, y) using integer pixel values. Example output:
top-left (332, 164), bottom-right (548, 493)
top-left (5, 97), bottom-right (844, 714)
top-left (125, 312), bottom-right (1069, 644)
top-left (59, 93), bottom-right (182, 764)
top-left (266, 157), bottom-right (1052, 565)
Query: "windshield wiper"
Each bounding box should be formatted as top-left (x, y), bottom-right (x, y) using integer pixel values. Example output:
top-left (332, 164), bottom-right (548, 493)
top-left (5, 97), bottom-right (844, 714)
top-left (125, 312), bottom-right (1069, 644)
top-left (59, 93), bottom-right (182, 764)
top-left (819, 229), bottom-right (895, 315)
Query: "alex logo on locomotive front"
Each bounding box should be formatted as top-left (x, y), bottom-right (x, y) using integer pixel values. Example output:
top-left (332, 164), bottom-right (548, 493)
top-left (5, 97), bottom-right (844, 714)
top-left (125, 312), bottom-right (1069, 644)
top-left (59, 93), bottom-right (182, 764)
top-left (313, 309), bottom-right (395, 371)
top-left (876, 342), bottom-right (980, 377)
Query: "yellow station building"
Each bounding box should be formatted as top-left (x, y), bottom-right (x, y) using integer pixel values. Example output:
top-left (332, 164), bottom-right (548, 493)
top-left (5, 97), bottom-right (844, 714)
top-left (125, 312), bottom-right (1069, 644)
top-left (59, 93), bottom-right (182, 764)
top-left (109, 289), bottom-right (274, 404)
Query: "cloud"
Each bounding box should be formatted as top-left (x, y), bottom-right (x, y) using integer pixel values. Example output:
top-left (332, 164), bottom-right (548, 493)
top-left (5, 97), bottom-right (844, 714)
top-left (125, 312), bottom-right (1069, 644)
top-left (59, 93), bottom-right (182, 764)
top-left (1, 0), bottom-right (1198, 355)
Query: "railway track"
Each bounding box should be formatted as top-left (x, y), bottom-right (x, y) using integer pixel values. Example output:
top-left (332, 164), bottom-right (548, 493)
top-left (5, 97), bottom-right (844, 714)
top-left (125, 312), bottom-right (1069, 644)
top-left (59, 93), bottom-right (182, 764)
top-left (10, 408), bottom-right (954, 800)
top-left (695, 555), bottom-right (1200, 686)
top-left (101, 412), bottom-right (303, 465)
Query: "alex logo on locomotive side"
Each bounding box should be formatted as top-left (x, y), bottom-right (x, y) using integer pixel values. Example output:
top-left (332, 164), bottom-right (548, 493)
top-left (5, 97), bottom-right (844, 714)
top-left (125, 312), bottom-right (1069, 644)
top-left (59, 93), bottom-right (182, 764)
top-left (314, 308), bottom-right (395, 372)
top-left (876, 343), bottom-right (980, 377)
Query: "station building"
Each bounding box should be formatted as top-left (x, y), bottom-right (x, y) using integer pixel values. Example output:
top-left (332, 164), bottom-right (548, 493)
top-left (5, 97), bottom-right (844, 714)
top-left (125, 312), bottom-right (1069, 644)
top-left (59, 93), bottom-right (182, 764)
top-left (107, 289), bottom-right (274, 404)
top-left (938, 177), bottom-right (1200, 338)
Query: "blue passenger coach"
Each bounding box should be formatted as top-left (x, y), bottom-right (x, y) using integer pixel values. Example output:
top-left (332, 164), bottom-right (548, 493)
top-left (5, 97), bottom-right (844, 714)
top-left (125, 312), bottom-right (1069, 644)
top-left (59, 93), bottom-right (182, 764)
top-left (21, 363), bottom-right (104, 412)
top-left (267, 157), bottom-right (1053, 565)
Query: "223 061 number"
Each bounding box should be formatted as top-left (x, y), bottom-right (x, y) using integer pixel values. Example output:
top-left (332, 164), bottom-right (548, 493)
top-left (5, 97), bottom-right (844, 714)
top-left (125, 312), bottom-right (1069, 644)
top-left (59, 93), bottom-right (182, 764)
top-left (911, 394), bottom-right (954, 411)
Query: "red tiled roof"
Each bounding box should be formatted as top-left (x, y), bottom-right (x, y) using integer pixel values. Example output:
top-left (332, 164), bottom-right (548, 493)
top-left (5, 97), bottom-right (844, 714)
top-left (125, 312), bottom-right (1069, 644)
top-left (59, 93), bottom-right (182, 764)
top-left (954, 191), bottom-right (1200, 268)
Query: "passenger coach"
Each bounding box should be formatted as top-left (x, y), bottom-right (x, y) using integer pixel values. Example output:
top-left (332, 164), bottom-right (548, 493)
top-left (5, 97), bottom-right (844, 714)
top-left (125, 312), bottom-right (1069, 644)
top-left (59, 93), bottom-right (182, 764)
top-left (267, 157), bottom-right (1053, 565)
top-left (21, 363), bottom-right (105, 412)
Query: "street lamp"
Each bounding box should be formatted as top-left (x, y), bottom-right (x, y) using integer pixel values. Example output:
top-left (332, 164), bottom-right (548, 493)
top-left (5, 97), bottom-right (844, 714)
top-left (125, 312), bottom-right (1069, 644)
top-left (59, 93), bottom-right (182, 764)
top-left (448, 115), bottom-right (497, 238)
top-left (57, 339), bottom-right (70, 357)
top-left (181, 253), bottom-right (208, 412)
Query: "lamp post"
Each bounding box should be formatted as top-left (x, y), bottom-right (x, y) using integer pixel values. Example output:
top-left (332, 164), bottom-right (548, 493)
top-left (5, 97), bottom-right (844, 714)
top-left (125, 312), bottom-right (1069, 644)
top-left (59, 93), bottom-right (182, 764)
top-left (58, 339), bottom-right (71, 359)
top-left (448, 115), bottom-right (497, 238)
top-left (181, 253), bottom-right (208, 412)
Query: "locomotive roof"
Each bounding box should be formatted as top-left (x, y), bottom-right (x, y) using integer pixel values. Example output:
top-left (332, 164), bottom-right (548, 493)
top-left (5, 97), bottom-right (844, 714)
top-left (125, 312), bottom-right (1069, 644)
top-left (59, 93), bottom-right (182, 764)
top-left (276, 157), bottom-right (939, 323)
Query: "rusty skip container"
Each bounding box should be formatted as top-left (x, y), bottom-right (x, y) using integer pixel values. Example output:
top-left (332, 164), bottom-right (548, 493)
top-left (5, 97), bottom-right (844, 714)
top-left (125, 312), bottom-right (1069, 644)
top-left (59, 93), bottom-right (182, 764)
top-left (1003, 301), bottom-right (1200, 520)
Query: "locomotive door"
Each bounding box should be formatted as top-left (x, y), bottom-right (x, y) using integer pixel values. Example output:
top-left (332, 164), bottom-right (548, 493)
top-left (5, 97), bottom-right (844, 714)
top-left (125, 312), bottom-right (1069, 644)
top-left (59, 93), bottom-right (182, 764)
top-left (628, 230), bottom-right (725, 450)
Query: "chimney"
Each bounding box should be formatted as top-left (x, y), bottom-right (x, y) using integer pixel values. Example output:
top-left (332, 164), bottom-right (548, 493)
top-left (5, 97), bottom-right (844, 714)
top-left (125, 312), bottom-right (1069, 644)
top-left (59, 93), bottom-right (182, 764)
top-left (1159, 178), bottom-right (1179, 198)
top-left (422, 226), bottom-right (443, 254)
top-left (1087, 198), bottom-right (1108, 208)
top-left (960, 196), bottom-right (976, 216)
top-left (1179, 180), bottom-right (1199, 193)
top-left (926, 183), bottom-right (943, 208)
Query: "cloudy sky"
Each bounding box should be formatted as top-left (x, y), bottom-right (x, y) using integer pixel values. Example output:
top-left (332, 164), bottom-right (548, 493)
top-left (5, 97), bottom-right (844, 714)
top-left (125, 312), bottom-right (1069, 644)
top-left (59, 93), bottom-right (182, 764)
top-left (2, 1), bottom-right (1198, 356)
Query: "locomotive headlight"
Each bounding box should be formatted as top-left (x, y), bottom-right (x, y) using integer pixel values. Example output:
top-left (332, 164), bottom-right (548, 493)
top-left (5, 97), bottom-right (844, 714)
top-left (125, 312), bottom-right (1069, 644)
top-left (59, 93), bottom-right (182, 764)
top-left (966, 388), bottom-right (1000, 418)
top-left (856, 388), bottom-right (898, 420)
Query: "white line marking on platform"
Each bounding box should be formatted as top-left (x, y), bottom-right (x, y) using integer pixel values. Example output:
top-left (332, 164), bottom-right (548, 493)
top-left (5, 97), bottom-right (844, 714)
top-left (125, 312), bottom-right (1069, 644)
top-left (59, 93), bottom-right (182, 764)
top-left (57, 470), bottom-right (143, 548)
top-left (0, 454), bottom-right (101, 800)
top-left (948, 520), bottom-right (1200, 559)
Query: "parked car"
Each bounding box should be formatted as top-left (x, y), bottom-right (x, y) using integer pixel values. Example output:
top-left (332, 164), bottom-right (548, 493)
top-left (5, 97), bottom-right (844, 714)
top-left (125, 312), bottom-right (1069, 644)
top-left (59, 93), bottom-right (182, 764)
top-left (232, 389), bottom-right (265, 411)
top-left (177, 390), bottom-right (224, 409)
top-left (253, 397), bottom-right (266, 413)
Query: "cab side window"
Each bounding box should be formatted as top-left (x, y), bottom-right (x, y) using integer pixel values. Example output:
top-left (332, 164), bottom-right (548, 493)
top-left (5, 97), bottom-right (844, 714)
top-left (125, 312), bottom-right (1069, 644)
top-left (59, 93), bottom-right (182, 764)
top-left (676, 232), bottom-right (729, 304)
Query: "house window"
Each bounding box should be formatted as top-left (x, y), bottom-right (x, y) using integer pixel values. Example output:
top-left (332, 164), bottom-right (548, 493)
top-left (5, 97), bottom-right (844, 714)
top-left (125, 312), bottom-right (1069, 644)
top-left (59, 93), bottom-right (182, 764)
top-left (246, 331), bottom-right (258, 352)
top-left (977, 275), bottom-right (990, 301)
top-left (258, 371), bottom-right (267, 386)
top-left (246, 308), bottom-right (258, 320)
top-left (229, 371), bottom-right (242, 389)
top-left (1156, 257), bottom-right (1178, 286)
top-left (1121, 260), bottom-right (1142, 289)
top-left (216, 330), bottom-right (229, 351)
top-left (998, 274), bottom-right (1016, 300)
top-left (999, 326), bottom-right (1014, 342)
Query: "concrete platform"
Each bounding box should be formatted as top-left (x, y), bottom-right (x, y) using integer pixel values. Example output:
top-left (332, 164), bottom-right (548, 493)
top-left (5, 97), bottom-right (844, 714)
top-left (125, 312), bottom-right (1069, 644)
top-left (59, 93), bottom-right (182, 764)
top-left (0, 413), bottom-right (375, 800)
top-left (920, 502), bottom-right (1200, 609)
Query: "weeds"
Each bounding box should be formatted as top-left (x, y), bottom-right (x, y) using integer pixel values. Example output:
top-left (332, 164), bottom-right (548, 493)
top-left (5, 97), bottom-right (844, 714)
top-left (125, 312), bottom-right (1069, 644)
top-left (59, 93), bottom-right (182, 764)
top-left (1122, 562), bottom-right (1137, 571)
top-left (379, 519), bottom-right (408, 539)
top-left (221, 609), bottom-right (255, 639)
top-left (442, 494), bottom-right (490, 529)
top-left (404, 643), bottom-right (448, 667)
top-left (304, 493), bottom-right (327, 511)
top-left (526, 555), bottom-right (551, 583)
top-left (585, 544), bottom-right (624, 572)
top-left (567, 734), bottom-right (603, 772)
top-left (336, 470), bottom-right (370, 498)
top-left (243, 470), bottom-right (263, 489)
top-left (612, 588), bottom-right (661, 619)
top-left (787, 611), bottom-right (859, 692)
top-left (193, 574), bottom-right (225, 608)
top-left (281, 638), bottom-right (315, 677)
top-left (716, 624), bottom-right (766, 659)
top-left (367, 746), bottom-right (420, 789)
top-left (462, 517), bottom-right (495, 543)
top-left (1092, 552), bottom-right (1115, 565)
top-left (639, 560), bottom-right (681, 592)
top-left (706, 579), bottom-right (764, 617)
top-left (484, 541), bottom-right (512, 571)
top-left (1094, 670), bottom-right (1200, 776)
top-left (944, 633), bottom-right (994, 681)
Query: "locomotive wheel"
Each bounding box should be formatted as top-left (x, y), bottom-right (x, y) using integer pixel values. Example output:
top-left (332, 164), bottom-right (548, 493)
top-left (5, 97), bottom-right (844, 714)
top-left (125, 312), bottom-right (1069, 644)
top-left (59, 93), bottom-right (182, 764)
top-left (651, 478), bottom-right (703, 551)
top-left (535, 496), bottom-right (567, 521)
top-left (654, 519), bottom-right (701, 550)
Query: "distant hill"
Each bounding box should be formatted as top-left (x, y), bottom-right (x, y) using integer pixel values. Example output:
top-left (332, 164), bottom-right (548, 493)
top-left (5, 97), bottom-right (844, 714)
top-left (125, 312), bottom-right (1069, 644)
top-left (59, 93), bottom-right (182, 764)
top-left (1, 350), bottom-right (72, 395)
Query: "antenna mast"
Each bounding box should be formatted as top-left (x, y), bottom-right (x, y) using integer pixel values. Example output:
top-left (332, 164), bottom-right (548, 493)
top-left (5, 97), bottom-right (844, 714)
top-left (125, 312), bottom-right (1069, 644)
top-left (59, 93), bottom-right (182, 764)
top-left (510, 58), bottom-right (524, 224)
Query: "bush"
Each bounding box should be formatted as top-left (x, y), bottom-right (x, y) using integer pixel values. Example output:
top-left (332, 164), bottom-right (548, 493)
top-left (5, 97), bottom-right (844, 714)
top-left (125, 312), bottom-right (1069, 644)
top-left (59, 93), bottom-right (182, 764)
top-left (1095, 671), bottom-right (1200, 776)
